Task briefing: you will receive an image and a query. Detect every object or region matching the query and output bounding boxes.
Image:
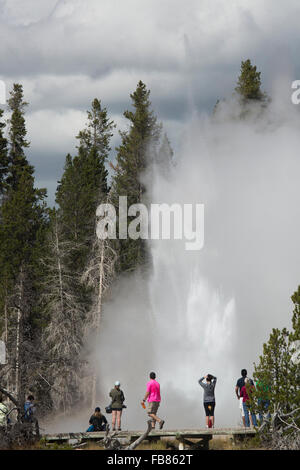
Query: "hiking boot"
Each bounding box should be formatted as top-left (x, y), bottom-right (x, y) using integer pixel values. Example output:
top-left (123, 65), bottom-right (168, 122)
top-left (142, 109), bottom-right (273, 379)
top-left (159, 420), bottom-right (165, 430)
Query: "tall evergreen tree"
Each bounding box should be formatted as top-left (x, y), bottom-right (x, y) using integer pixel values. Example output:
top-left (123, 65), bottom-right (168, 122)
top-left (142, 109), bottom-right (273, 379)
top-left (235, 59), bottom-right (267, 102)
top-left (112, 80), bottom-right (161, 272)
top-left (45, 99), bottom-right (115, 409)
top-left (0, 109), bottom-right (8, 197)
top-left (56, 99), bottom-right (115, 271)
top-left (76, 98), bottom-right (115, 165)
top-left (6, 84), bottom-right (33, 191)
top-left (0, 84), bottom-right (46, 407)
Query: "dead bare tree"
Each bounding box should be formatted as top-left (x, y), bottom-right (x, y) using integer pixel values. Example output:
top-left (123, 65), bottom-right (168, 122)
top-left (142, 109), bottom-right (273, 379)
top-left (81, 194), bottom-right (118, 407)
top-left (2, 264), bottom-right (40, 413)
top-left (39, 212), bottom-right (87, 413)
top-left (258, 407), bottom-right (300, 450)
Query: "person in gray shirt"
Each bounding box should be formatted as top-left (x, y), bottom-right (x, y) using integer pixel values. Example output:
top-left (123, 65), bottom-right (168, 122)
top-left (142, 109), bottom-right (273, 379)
top-left (198, 374), bottom-right (217, 428)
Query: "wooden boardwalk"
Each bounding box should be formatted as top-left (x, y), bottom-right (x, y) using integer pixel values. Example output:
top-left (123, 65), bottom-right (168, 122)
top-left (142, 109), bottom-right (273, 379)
top-left (43, 427), bottom-right (257, 450)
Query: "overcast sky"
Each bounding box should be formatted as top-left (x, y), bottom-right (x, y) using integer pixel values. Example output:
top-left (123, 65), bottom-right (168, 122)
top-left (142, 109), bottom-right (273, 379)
top-left (1, 0), bottom-right (300, 204)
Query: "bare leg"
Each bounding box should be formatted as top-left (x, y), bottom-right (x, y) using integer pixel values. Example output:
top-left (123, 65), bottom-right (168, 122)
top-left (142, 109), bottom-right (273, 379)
top-left (117, 410), bottom-right (122, 430)
top-left (148, 413), bottom-right (162, 428)
top-left (111, 410), bottom-right (116, 430)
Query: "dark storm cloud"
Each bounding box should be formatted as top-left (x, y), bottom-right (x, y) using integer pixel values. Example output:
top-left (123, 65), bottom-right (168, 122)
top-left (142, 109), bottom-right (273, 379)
top-left (1, 0), bottom-right (300, 203)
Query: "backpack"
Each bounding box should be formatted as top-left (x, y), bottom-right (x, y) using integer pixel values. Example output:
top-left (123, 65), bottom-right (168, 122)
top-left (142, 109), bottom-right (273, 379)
top-left (105, 404), bottom-right (112, 414)
top-left (24, 401), bottom-right (33, 422)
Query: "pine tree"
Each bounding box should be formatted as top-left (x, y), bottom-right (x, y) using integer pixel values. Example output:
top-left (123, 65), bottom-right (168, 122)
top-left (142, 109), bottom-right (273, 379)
top-left (253, 327), bottom-right (299, 416)
top-left (0, 109), bottom-right (8, 197)
top-left (0, 169), bottom-right (47, 405)
top-left (0, 84), bottom-right (46, 407)
top-left (235, 59), bottom-right (267, 102)
top-left (6, 84), bottom-right (33, 191)
top-left (47, 99), bottom-right (115, 409)
top-left (76, 98), bottom-right (115, 165)
top-left (56, 99), bottom-right (115, 272)
top-left (112, 81), bottom-right (161, 272)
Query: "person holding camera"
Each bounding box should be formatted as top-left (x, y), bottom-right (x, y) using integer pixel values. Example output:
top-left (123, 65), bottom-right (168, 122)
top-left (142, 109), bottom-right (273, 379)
top-left (198, 374), bottom-right (217, 428)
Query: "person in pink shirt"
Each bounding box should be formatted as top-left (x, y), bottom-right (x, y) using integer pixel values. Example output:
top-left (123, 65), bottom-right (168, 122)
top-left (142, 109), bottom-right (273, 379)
top-left (142, 372), bottom-right (165, 429)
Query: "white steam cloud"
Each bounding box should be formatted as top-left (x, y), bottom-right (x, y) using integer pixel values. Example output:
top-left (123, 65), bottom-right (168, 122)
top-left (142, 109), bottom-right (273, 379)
top-left (45, 88), bottom-right (300, 432)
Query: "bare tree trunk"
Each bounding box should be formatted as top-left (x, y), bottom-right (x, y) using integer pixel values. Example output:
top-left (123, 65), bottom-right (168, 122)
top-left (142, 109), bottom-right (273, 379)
top-left (54, 217), bottom-right (64, 313)
top-left (4, 294), bottom-right (9, 391)
top-left (15, 266), bottom-right (24, 404)
top-left (91, 240), bottom-right (105, 408)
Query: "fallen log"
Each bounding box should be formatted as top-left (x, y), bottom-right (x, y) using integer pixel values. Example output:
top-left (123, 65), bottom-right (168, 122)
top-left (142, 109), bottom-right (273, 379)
top-left (125, 420), bottom-right (152, 450)
top-left (103, 420), bottom-right (153, 450)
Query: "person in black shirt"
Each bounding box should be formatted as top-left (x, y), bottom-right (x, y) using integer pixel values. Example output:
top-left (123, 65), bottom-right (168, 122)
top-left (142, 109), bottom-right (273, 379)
top-left (86, 407), bottom-right (107, 432)
top-left (235, 369), bottom-right (254, 427)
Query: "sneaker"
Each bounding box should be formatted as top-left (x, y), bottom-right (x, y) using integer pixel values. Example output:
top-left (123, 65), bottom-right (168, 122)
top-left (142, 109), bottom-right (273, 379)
top-left (159, 420), bottom-right (165, 430)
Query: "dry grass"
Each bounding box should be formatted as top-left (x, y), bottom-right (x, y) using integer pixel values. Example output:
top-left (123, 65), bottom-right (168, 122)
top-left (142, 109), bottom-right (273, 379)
top-left (6, 433), bottom-right (265, 451)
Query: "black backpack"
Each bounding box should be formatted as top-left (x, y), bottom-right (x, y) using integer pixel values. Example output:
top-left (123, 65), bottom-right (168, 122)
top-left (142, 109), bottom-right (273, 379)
top-left (105, 404), bottom-right (112, 414)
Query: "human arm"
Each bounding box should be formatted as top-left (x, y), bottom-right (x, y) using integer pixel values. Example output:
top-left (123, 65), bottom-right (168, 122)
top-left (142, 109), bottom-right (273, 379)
top-left (198, 377), bottom-right (205, 388)
top-left (143, 382), bottom-right (151, 402)
top-left (235, 379), bottom-right (241, 399)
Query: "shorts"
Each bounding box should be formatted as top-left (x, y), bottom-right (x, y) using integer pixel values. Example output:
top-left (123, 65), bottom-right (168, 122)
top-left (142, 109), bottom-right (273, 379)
top-left (239, 397), bottom-right (245, 417)
top-left (147, 401), bottom-right (160, 415)
top-left (204, 402), bottom-right (215, 416)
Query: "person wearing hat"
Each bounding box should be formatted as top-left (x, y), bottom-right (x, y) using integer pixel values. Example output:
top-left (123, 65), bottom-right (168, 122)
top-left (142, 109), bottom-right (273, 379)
top-left (109, 381), bottom-right (125, 431)
top-left (86, 407), bottom-right (108, 432)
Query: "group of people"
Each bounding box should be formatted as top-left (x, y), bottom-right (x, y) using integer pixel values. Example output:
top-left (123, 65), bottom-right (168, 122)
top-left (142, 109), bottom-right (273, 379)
top-left (86, 372), bottom-right (165, 432)
top-left (0, 369), bottom-right (268, 432)
top-left (86, 368), bottom-right (269, 432)
top-left (198, 368), bottom-right (270, 428)
top-left (0, 393), bottom-right (36, 427)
